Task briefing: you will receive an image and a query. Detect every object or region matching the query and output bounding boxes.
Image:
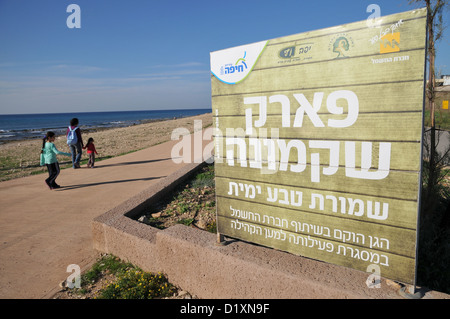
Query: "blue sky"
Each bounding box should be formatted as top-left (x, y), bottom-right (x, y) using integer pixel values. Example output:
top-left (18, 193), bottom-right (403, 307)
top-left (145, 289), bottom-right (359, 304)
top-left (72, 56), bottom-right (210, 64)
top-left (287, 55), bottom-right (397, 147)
top-left (0, 0), bottom-right (449, 114)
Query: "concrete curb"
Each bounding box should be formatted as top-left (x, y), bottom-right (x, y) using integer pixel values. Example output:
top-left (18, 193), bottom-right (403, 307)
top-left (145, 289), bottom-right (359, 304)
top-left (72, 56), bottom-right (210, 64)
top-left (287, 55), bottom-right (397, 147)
top-left (91, 161), bottom-right (450, 299)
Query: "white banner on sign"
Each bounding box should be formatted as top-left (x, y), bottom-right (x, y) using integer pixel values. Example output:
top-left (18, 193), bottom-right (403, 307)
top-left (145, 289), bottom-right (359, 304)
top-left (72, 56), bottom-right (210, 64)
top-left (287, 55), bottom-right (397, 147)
top-left (210, 40), bottom-right (268, 85)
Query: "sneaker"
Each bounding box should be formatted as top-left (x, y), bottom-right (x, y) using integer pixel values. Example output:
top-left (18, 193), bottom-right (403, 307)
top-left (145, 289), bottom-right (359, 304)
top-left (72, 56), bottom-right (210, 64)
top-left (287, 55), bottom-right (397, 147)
top-left (52, 184), bottom-right (61, 189)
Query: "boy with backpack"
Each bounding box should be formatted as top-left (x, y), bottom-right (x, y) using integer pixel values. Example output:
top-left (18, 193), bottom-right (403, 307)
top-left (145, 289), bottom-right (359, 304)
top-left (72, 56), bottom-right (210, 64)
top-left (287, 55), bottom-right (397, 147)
top-left (66, 118), bottom-right (84, 169)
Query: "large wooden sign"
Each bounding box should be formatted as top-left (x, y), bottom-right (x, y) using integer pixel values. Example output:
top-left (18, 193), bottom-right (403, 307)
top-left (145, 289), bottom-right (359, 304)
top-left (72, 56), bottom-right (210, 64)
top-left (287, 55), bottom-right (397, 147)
top-left (210, 8), bottom-right (427, 285)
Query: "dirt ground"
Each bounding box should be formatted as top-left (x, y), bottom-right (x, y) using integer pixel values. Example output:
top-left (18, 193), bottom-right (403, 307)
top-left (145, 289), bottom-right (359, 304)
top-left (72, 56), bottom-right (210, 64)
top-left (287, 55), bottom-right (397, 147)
top-left (136, 164), bottom-right (216, 232)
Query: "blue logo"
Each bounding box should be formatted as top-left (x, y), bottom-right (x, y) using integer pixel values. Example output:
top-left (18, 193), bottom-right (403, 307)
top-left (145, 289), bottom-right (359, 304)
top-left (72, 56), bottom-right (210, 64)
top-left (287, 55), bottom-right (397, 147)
top-left (279, 46), bottom-right (296, 59)
top-left (220, 52), bottom-right (248, 75)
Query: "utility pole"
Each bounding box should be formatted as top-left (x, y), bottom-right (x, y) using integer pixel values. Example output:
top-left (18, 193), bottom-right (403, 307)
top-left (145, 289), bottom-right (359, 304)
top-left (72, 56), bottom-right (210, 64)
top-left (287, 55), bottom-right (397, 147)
top-left (426, 0), bottom-right (437, 201)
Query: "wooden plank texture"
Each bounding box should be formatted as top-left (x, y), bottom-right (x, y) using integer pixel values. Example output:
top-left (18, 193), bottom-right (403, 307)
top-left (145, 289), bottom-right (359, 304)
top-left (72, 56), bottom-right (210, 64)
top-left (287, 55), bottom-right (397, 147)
top-left (210, 8), bottom-right (427, 285)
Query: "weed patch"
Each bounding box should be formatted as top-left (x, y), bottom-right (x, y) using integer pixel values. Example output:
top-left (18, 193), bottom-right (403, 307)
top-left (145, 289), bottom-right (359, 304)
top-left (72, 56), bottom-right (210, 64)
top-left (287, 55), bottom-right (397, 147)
top-left (137, 163), bottom-right (216, 232)
top-left (53, 254), bottom-right (195, 299)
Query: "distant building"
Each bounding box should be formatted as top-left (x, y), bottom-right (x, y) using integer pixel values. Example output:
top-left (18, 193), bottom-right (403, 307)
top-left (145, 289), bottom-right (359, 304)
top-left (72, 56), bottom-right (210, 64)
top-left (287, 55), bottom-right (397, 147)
top-left (443, 75), bottom-right (450, 86)
top-left (424, 84), bottom-right (450, 112)
top-left (435, 85), bottom-right (450, 112)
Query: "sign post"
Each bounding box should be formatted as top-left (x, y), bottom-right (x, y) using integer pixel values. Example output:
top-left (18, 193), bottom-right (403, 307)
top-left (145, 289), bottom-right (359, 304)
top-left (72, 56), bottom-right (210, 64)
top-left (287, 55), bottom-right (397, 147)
top-left (211, 8), bottom-right (427, 287)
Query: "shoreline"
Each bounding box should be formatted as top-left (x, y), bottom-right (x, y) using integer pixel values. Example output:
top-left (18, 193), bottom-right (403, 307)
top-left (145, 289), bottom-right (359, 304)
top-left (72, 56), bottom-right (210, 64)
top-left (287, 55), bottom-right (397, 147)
top-left (0, 113), bottom-right (213, 182)
top-left (0, 116), bottom-right (198, 146)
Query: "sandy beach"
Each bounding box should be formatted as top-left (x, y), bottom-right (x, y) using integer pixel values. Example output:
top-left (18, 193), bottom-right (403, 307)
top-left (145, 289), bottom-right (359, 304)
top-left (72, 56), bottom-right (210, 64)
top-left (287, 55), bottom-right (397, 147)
top-left (0, 113), bottom-right (212, 181)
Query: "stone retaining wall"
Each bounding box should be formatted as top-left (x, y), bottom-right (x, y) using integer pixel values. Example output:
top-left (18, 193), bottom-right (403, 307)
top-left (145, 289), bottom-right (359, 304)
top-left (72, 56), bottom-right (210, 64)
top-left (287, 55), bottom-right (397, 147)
top-left (91, 161), bottom-right (449, 299)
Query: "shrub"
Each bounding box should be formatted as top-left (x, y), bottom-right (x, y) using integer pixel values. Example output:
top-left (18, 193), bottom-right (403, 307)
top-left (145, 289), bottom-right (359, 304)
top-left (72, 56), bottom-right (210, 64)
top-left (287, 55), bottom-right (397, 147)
top-left (97, 269), bottom-right (176, 299)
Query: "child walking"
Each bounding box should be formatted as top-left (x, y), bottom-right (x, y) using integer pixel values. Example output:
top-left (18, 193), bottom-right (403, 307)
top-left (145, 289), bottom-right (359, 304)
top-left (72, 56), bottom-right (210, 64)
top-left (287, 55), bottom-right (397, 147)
top-left (83, 137), bottom-right (98, 168)
top-left (40, 131), bottom-right (71, 189)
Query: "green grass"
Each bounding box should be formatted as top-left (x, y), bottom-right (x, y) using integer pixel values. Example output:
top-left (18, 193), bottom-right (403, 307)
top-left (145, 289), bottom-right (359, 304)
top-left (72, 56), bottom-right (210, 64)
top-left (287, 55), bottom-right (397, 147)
top-left (177, 218), bottom-right (195, 226)
top-left (82, 255), bottom-right (133, 283)
top-left (191, 164), bottom-right (215, 188)
top-left (424, 110), bottom-right (450, 130)
top-left (0, 144), bottom-right (150, 182)
top-left (0, 156), bottom-right (15, 168)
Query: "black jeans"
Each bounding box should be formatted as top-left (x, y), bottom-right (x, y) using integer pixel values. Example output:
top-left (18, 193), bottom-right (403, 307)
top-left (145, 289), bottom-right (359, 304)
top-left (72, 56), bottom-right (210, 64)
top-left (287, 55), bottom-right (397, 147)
top-left (45, 162), bottom-right (60, 187)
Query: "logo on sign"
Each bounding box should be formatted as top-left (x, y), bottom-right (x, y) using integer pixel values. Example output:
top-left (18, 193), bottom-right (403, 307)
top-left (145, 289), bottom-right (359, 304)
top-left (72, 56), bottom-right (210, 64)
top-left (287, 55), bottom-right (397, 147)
top-left (329, 34), bottom-right (354, 59)
top-left (278, 44), bottom-right (313, 60)
top-left (368, 19), bottom-right (403, 54)
top-left (332, 37), bottom-right (351, 58)
top-left (210, 40), bottom-right (267, 85)
top-left (380, 32), bottom-right (400, 54)
top-left (220, 52), bottom-right (248, 75)
top-left (279, 46), bottom-right (296, 59)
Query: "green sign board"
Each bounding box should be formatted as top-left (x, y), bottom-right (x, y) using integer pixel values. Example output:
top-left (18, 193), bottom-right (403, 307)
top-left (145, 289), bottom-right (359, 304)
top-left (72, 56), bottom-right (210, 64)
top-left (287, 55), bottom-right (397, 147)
top-left (210, 8), bottom-right (427, 285)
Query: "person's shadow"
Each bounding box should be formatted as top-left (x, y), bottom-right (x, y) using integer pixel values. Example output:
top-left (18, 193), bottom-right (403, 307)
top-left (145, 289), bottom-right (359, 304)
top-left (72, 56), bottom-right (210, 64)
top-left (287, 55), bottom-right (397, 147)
top-left (56, 156), bottom-right (177, 190)
top-left (87, 157), bottom-right (173, 168)
top-left (55, 176), bottom-right (166, 191)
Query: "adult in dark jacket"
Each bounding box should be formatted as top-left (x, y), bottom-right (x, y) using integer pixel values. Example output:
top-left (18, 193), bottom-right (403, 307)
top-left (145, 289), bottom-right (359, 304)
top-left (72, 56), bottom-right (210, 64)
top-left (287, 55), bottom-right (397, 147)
top-left (66, 117), bottom-right (84, 168)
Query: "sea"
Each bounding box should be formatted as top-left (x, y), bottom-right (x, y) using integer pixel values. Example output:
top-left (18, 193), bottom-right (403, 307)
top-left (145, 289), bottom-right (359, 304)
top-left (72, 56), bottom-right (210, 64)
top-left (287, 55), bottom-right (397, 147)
top-left (0, 109), bottom-right (210, 144)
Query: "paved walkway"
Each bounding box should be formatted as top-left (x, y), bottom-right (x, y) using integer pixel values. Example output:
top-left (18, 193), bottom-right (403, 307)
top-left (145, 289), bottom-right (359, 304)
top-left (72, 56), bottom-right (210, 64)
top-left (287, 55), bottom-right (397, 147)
top-left (0, 136), bottom-right (208, 299)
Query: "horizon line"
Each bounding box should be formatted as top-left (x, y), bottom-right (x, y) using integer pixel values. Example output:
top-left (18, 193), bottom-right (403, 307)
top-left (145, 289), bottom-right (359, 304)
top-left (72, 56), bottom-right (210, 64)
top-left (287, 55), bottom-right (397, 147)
top-left (0, 107), bottom-right (212, 116)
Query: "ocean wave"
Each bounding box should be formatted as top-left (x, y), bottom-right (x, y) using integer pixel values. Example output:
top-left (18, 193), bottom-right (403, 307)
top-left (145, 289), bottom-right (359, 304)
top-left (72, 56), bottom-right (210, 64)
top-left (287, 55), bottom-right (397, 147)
top-left (0, 109), bottom-right (209, 142)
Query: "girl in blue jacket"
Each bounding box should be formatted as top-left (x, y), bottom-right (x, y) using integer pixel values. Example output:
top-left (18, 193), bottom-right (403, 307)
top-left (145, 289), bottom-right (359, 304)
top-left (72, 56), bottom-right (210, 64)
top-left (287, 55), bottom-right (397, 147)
top-left (40, 131), bottom-right (71, 189)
